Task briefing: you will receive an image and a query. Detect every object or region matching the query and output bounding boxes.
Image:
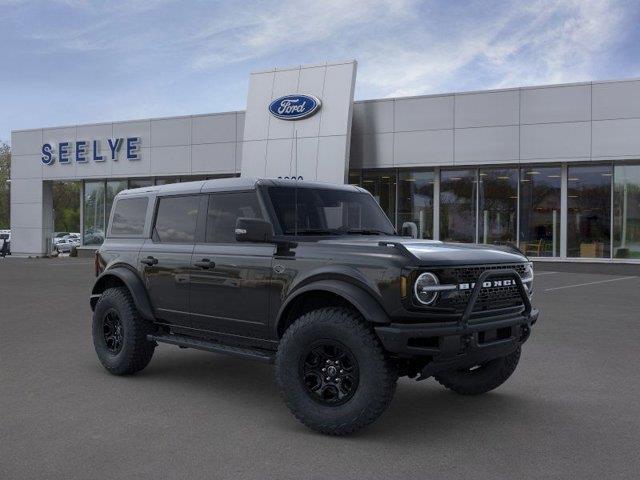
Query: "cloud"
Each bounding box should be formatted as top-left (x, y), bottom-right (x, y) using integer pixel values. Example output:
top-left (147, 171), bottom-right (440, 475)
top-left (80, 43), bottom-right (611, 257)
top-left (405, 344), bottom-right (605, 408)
top-left (355, 0), bottom-right (629, 98)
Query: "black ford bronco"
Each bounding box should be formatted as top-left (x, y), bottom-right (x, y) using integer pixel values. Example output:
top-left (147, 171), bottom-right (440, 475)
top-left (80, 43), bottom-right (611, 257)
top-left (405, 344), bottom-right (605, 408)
top-left (91, 178), bottom-right (537, 435)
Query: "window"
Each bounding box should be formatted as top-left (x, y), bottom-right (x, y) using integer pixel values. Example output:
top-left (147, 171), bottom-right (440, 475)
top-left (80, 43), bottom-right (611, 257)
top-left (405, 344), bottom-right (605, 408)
top-left (478, 168), bottom-right (518, 245)
top-left (360, 170), bottom-right (396, 225)
top-left (613, 164), bottom-right (640, 259)
top-left (397, 170), bottom-right (434, 239)
top-left (567, 165), bottom-right (612, 258)
top-left (267, 186), bottom-right (395, 236)
top-left (519, 167), bottom-right (561, 257)
top-left (205, 192), bottom-right (262, 243)
top-left (440, 169), bottom-right (477, 243)
top-left (128, 178), bottom-right (153, 189)
top-left (110, 197), bottom-right (148, 236)
top-left (155, 177), bottom-right (181, 186)
top-left (83, 181), bottom-right (106, 246)
top-left (154, 195), bottom-right (200, 243)
top-left (106, 180), bottom-right (128, 228)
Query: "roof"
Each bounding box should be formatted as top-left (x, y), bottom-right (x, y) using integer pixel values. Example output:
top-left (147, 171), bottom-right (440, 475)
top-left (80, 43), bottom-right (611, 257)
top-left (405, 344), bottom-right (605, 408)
top-left (117, 177), bottom-right (364, 197)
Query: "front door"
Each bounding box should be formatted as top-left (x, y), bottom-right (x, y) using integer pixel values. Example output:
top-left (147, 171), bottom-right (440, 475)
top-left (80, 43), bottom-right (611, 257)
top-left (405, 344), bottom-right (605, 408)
top-left (188, 191), bottom-right (274, 338)
top-left (139, 194), bottom-right (200, 326)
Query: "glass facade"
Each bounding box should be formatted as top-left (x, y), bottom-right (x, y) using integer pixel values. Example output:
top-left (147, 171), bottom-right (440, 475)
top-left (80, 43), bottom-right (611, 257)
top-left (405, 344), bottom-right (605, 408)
top-left (613, 165), bottom-right (640, 259)
top-left (440, 169), bottom-right (477, 243)
top-left (567, 165), bottom-right (612, 258)
top-left (83, 181), bottom-right (106, 245)
top-left (81, 175), bottom-right (234, 246)
top-left (350, 162), bottom-right (639, 261)
top-left (360, 170), bottom-right (396, 227)
top-left (519, 167), bottom-right (561, 257)
top-left (479, 168), bottom-right (518, 245)
top-left (397, 170), bottom-right (434, 239)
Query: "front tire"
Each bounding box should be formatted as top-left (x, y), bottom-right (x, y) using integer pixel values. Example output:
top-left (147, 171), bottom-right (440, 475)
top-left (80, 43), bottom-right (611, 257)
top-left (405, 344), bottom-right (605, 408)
top-left (434, 347), bottom-right (521, 395)
top-left (92, 287), bottom-right (155, 375)
top-left (276, 307), bottom-right (397, 436)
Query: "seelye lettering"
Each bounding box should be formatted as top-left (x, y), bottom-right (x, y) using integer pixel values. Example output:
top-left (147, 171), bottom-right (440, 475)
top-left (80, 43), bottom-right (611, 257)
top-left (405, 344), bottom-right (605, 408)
top-left (41, 137), bottom-right (141, 165)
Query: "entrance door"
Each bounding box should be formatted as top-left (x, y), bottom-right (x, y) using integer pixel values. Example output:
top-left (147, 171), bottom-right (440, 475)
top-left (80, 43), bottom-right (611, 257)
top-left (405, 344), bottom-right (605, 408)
top-left (188, 191), bottom-right (274, 338)
top-left (360, 170), bottom-right (396, 227)
top-left (139, 194), bottom-right (200, 326)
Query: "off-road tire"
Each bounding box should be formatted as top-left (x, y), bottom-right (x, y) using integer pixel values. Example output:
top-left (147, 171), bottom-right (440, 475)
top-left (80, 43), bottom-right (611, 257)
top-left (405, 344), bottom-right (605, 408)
top-left (276, 307), bottom-right (397, 436)
top-left (92, 287), bottom-right (155, 375)
top-left (434, 347), bottom-right (521, 395)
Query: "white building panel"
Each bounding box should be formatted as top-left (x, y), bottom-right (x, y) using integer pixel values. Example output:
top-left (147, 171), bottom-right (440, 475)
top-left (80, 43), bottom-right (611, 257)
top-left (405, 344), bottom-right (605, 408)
top-left (151, 117), bottom-right (190, 147)
top-left (522, 84), bottom-right (591, 124)
top-left (592, 118), bottom-right (640, 158)
top-left (394, 129), bottom-right (453, 166)
top-left (592, 80), bottom-right (640, 120)
top-left (352, 100), bottom-right (394, 135)
top-left (455, 125), bottom-right (519, 164)
top-left (394, 95), bottom-right (454, 132)
top-left (521, 122), bottom-right (590, 161)
top-left (455, 90), bottom-right (519, 128)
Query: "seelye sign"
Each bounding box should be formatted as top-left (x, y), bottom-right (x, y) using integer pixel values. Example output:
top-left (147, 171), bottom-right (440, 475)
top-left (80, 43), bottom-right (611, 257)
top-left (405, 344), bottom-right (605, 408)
top-left (41, 137), bottom-right (141, 165)
top-left (268, 94), bottom-right (321, 120)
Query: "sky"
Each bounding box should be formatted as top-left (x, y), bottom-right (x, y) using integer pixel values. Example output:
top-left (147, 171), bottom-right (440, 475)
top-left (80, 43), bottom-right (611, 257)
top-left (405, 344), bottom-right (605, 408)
top-left (1, 0), bottom-right (639, 144)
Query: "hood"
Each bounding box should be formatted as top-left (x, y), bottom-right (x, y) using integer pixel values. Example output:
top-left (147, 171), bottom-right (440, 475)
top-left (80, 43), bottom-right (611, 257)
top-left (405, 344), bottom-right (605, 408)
top-left (318, 236), bottom-right (527, 266)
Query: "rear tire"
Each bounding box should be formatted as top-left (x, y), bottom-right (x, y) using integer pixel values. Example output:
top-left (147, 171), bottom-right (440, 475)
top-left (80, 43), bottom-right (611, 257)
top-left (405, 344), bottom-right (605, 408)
top-left (434, 347), bottom-right (521, 395)
top-left (92, 287), bottom-right (155, 375)
top-left (276, 307), bottom-right (397, 436)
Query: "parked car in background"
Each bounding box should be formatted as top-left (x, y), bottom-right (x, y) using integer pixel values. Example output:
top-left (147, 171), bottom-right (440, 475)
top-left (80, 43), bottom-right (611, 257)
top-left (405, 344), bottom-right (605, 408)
top-left (55, 236), bottom-right (80, 253)
top-left (0, 230), bottom-right (10, 256)
top-left (52, 232), bottom-right (71, 247)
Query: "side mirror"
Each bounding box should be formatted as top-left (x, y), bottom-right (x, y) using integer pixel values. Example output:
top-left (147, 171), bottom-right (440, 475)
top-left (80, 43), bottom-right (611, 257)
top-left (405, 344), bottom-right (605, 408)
top-left (235, 218), bottom-right (274, 243)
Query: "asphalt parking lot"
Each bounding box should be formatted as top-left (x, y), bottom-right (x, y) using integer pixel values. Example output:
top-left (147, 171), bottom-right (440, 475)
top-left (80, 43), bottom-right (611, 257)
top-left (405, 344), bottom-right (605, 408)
top-left (1, 258), bottom-right (639, 480)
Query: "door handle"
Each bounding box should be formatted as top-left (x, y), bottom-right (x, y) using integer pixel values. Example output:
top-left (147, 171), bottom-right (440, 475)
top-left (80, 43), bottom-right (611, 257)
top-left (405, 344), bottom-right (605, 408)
top-left (194, 258), bottom-right (214, 269)
top-left (141, 256), bottom-right (158, 266)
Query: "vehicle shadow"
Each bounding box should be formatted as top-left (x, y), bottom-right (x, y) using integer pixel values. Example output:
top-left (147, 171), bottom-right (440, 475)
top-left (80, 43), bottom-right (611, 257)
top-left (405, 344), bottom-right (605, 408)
top-left (123, 348), bottom-right (557, 440)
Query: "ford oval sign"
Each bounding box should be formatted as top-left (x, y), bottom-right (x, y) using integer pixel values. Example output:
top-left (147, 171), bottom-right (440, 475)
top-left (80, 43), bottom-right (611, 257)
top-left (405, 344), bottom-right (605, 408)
top-left (268, 94), bottom-right (321, 120)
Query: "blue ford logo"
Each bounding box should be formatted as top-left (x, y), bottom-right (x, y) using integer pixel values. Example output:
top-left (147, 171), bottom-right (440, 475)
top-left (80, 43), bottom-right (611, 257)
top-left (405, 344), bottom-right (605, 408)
top-left (268, 94), bottom-right (321, 120)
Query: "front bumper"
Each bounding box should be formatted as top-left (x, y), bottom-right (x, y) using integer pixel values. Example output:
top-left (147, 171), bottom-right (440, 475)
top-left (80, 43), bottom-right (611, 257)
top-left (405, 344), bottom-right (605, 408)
top-left (375, 268), bottom-right (538, 379)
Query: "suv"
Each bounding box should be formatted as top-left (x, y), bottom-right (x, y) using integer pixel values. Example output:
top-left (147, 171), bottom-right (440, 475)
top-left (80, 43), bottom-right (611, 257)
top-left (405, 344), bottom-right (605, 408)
top-left (91, 178), bottom-right (538, 435)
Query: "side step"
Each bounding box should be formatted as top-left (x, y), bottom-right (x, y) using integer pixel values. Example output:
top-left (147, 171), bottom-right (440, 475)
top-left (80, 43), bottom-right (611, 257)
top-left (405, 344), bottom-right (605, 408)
top-left (148, 333), bottom-right (275, 364)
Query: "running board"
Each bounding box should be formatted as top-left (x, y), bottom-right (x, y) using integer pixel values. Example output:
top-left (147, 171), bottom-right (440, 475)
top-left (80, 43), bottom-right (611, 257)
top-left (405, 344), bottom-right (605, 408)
top-left (148, 333), bottom-right (275, 364)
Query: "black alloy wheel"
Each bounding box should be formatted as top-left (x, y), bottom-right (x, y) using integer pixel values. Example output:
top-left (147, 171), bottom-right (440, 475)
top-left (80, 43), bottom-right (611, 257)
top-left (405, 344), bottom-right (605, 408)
top-left (102, 309), bottom-right (124, 354)
top-left (299, 340), bottom-right (359, 406)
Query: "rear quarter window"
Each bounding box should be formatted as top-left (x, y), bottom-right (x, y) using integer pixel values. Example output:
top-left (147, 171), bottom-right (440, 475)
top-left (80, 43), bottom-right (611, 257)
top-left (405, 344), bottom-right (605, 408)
top-left (110, 197), bottom-right (149, 236)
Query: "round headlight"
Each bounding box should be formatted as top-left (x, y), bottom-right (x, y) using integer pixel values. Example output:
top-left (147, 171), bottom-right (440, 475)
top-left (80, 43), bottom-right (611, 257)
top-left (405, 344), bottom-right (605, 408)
top-left (414, 272), bottom-right (440, 305)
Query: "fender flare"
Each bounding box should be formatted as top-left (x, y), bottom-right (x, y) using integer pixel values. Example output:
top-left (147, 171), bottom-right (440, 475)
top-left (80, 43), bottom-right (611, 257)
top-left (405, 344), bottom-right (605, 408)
top-left (276, 279), bottom-right (389, 335)
top-left (90, 267), bottom-right (155, 321)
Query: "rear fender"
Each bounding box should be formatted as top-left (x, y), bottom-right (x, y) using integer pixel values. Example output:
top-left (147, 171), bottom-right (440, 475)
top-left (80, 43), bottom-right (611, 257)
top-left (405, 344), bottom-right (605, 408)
top-left (90, 266), bottom-right (154, 321)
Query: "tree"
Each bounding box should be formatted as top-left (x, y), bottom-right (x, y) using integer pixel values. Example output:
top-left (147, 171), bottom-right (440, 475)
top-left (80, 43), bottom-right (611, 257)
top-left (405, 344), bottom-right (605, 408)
top-left (0, 142), bottom-right (10, 229)
top-left (53, 181), bottom-right (80, 232)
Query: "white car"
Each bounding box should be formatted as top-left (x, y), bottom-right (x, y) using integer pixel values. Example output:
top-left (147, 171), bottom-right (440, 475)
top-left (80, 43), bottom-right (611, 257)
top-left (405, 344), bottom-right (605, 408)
top-left (55, 237), bottom-right (80, 253)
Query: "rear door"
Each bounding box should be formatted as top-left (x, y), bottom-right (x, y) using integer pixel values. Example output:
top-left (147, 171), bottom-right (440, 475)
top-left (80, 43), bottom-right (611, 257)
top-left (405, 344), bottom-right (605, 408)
top-left (188, 191), bottom-right (274, 337)
top-left (139, 194), bottom-right (200, 326)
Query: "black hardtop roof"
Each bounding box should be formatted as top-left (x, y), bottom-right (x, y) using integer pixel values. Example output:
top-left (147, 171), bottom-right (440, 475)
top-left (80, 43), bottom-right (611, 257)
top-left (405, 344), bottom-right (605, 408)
top-left (117, 177), bottom-right (366, 197)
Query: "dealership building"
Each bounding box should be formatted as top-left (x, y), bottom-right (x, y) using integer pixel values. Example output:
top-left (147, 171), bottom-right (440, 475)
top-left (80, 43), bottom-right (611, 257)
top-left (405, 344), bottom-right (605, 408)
top-left (10, 59), bottom-right (640, 262)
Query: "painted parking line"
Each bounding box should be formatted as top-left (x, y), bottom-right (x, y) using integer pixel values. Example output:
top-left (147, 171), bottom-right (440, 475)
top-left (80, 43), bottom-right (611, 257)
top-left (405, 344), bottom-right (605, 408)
top-left (544, 276), bottom-right (638, 292)
top-left (534, 271), bottom-right (558, 276)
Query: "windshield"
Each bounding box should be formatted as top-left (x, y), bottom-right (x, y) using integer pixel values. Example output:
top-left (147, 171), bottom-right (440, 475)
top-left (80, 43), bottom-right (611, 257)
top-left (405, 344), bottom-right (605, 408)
top-left (267, 186), bottom-right (396, 236)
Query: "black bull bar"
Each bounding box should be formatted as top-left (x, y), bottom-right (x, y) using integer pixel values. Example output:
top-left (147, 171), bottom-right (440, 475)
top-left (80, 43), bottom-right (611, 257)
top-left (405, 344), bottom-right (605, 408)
top-left (374, 269), bottom-right (537, 380)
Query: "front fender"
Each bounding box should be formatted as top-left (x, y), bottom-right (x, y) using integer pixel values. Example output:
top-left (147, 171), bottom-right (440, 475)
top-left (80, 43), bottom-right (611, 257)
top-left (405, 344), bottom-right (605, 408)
top-left (276, 279), bottom-right (390, 334)
top-left (90, 266), bottom-right (155, 321)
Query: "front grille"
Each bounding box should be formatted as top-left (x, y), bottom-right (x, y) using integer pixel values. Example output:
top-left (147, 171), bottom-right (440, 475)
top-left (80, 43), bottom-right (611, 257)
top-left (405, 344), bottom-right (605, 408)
top-left (434, 264), bottom-right (527, 314)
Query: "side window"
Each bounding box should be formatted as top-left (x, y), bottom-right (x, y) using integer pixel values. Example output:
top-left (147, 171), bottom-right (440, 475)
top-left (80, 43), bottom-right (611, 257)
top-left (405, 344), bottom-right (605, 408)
top-left (110, 197), bottom-right (148, 236)
top-left (206, 192), bottom-right (262, 243)
top-left (154, 195), bottom-right (200, 243)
